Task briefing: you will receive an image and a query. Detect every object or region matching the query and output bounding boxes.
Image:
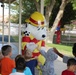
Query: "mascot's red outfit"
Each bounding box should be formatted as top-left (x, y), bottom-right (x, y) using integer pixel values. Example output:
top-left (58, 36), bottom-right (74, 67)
top-left (22, 11), bottom-right (47, 75)
top-left (22, 34), bottom-right (45, 65)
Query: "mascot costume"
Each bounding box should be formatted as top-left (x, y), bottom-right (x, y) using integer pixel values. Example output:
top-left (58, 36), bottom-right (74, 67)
top-left (21, 12), bottom-right (47, 67)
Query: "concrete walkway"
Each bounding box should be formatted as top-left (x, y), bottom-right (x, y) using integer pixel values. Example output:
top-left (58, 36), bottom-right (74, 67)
top-left (54, 57), bottom-right (66, 75)
top-left (45, 46), bottom-right (67, 75)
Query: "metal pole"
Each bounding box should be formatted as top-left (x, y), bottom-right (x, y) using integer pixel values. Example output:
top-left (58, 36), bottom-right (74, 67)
top-left (19, 0), bottom-right (22, 54)
top-left (8, 0), bottom-right (11, 44)
top-left (2, 2), bottom-right (4, 45)
top-left (41, 0), bottom-right (44, 15)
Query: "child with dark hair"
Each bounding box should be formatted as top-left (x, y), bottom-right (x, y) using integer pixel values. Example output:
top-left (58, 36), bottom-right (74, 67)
top-left (12, 55), bottom-right (32, 75)
top-left (62, 58), bottom-right (76, 75)
top-left (72, 43), bottom-right (76, 58)
top-left (10, 57), bottom-right (25, 75)
top-left (0, 45), bottom-right (15, 75)
top-left (15, 54), bottom-right (23, 62)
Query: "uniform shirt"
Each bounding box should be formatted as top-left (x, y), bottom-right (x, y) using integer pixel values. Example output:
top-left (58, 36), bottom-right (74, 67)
top-left (0, 57), bottom-right (15, 75)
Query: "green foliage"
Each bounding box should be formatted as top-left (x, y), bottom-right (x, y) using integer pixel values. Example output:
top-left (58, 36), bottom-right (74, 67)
top-left (71, 0), bottom-right (76, 10)
top-left (49, 0), bottom-right (61, 28)
top-left (62, 3), bottom-right (76, 25)
top-left (49, 2), bottom-right (76, 28)
top-left (44, 0), bottom-right (51, 6)
top-left (47, 43), bottom-right (73, 56)
top-left (10, 14), bottom-right (19, 23)
top-left (10, 0), bottom-right (19, 14)
top-left (10, 0), bottom-right (37, 23)
top-left (21, 0), bottom-right (37, 23)
top-left (36, 0), bottom-right (39, 2)
top-left (10, 0), bottom-right (76, 26)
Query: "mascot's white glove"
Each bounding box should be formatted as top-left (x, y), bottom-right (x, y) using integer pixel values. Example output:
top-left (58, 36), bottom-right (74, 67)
top-left (26, 42), bottom-right (37, 52)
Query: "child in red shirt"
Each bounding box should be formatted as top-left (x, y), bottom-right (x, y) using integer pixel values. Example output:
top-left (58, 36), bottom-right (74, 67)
top-left (0, 45), bottom-right (15, 75)
top-left (62, 58), bottom-right (76, 75)
top-left (0, 51), bottom-right (4, 74)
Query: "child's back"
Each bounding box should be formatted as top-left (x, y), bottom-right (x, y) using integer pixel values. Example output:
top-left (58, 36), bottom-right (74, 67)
top-left (0, 45), bottom-right (15, 75)
top-left (1, 57), bottom-right (15, 75)
top-left (10, 56), bottom-right (26, 75)
top-left (12, 54), bottom-right (32, 75)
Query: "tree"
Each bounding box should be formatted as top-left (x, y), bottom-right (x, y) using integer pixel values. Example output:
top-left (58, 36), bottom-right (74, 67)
top-left (50, 2), bottom-right (76, 27)
top-left (62, 3), bottom-right (76, 25)
top-left (10, 0), bottom-right (36, 23)
top-left (48, 0), bottom-right (70, 43)
top-left (33, 0), bottom-right (56, 27)
top-left (10, 0), bottom-right (76, 43)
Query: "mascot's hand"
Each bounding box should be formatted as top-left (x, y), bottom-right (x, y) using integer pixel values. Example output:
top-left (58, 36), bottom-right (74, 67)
top-left (26, 42), bottom-right (37, 52)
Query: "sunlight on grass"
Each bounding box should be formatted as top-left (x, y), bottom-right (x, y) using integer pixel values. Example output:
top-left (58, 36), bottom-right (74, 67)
top-left (47, 43), bottom-right (73, 57)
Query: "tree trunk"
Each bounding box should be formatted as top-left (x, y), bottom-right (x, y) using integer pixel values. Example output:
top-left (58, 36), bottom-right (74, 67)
top-left (33, 0), bottom-right (40, 12)
top-left (45, 0), bottom-right (56, 27)
top-left (33, 0), bottom-right (56, 27)
top-left (47, 0), bottom-right (70, 43)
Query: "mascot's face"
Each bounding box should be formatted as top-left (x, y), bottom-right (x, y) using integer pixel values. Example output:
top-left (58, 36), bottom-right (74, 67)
top-left (24, 23), bottom-right (47, 40)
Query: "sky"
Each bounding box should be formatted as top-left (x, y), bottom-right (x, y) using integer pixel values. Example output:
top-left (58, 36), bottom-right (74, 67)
top-left (0, 3), bottom-right (9, 16)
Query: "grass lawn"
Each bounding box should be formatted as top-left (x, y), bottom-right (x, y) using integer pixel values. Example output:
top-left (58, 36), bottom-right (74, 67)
top-left (47, 43), bottom-right (73, 57)
top-left (12, 36), bottom-right (19, 42)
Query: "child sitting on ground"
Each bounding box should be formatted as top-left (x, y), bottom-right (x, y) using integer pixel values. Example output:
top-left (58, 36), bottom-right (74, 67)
top-left (0, 45), bottom-right (15, 75)
top-left (12, 54), bottom-right (32, 75)
top-left (62, 58), bottom-right (76, 75)
top-left (10, 56), bottom-right (26, 75)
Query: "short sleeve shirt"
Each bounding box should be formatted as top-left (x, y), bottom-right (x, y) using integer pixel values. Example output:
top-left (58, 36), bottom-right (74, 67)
top-left (0, 57), bottom-right (15, 75)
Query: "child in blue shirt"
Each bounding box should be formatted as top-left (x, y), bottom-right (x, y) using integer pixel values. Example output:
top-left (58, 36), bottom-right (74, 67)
top-left (12, 54), bottom-right (32, 75)
top-left (24, 49), bottom-right (38, 75)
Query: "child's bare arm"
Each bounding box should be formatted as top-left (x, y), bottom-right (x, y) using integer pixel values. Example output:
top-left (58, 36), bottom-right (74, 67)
top-left (53, 48), bottom-right (64, 58)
